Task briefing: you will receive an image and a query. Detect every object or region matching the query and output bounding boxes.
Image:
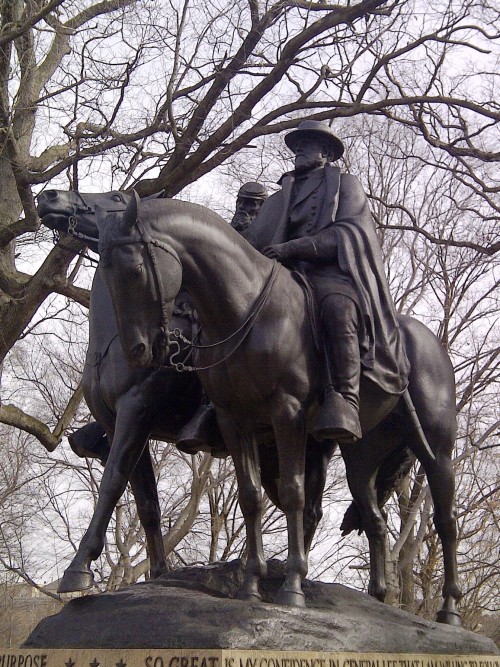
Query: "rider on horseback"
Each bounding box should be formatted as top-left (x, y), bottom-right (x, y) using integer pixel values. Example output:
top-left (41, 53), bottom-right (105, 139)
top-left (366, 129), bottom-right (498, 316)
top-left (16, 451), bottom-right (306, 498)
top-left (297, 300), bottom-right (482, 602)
top-left (230, 182), bottom-right (269, 233)
top-left (177, 120), bottom-right (409, 450)
top-left (245, 119), bottom-right (410, 444)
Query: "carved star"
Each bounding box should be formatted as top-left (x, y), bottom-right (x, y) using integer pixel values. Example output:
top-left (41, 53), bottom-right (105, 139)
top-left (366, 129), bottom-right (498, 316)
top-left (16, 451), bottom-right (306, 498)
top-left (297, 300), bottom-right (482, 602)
top-left (90, 659), bottom-right (100, 667)
top-left (116, 660), bottom-right (127, 667)
top-left (65, 660), bottom-right (75, 667)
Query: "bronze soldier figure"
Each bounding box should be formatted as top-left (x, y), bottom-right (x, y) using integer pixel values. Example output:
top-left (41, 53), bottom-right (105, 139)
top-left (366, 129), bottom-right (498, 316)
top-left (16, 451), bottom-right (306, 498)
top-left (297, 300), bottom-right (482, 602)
top-left (245, 119), bottom-right (409, 444)
top-left (230, 181), bottom-right (268, 232)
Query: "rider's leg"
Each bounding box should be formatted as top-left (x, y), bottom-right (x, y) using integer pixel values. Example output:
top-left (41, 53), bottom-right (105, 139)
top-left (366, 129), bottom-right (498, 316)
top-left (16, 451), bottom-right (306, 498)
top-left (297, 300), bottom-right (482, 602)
top-left (311, 293), bottom-right (362, 444)
top-left (176, 397), bottom-right (228, 458)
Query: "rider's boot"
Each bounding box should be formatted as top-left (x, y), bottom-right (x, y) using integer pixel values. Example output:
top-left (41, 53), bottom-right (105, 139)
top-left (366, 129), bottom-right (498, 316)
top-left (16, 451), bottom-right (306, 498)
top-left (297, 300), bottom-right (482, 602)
top-left (176, 401), bottom-right (228, 458)
top-left (311, 295), bottom-right (362, 444)
top-left (312, 382), bottom-right (361, 444)
top-left (68, 422), bottom-right (110, 465)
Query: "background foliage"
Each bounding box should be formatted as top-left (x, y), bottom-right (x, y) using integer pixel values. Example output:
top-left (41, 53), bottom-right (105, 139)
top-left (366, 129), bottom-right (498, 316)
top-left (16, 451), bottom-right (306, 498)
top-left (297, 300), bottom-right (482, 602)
top-left (0, 0), bottom-right (498, 644)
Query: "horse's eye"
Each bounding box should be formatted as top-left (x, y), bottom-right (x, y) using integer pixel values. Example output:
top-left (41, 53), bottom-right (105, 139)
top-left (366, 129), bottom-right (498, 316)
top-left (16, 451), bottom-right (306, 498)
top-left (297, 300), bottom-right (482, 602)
top-left (112, 193), bottom-right (123, 202)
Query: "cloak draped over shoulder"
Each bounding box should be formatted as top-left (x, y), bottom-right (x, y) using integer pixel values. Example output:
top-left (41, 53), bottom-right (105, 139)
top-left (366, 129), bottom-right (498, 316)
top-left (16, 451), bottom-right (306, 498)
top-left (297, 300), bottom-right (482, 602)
top-left (246, 164), bottom-right (410, 395)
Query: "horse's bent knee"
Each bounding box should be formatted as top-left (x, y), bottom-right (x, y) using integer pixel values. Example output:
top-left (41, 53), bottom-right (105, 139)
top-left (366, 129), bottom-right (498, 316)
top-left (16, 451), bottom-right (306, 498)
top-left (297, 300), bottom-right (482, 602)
top-left (279, 479), bottom-right (305, 512)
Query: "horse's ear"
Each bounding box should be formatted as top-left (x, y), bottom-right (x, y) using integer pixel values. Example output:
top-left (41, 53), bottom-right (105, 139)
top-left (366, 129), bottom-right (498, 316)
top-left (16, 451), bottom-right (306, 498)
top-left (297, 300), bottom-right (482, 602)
top-left (121, 190), bottom-right (140, 232)
top-left (142, 189), bottom-right (165, 201)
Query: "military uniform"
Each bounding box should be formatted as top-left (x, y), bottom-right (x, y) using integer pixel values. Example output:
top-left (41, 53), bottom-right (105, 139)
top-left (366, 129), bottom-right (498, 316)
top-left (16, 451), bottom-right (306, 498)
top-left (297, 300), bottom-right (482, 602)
top-left (246, 126), bottom-right (409, 442)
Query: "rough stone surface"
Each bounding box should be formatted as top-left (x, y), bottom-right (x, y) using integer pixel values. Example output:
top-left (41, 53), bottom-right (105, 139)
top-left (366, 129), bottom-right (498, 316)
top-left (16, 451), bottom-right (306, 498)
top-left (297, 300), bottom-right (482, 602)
top-left (23, 560), bottom-right (498, 653)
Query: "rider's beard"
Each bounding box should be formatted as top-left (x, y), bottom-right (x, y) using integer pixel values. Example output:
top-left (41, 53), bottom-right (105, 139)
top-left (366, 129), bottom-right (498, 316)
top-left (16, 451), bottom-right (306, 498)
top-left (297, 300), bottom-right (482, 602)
top-left (231, 210), bottom-right (252, 230)
top-left (294, 155), bottom-right (325, 174)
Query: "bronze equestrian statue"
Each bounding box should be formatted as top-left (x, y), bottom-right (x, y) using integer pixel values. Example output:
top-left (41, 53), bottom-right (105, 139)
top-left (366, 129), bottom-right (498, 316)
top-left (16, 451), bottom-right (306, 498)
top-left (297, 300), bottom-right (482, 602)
top-left (94, 168), bottom-right (462, 624)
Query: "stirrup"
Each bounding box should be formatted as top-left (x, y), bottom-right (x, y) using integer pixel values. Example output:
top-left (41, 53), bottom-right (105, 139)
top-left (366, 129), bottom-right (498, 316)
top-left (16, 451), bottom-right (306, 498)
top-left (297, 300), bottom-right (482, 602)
top-left (311, 389), bottom-right (361, 443)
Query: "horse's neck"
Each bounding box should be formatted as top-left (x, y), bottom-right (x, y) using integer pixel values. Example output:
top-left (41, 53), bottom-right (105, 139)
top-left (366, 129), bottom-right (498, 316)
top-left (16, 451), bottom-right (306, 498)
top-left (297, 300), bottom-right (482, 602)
top-left (87, 269), bottom-right (119, 353)
top-left (154, 208), bottom-right (271, 338)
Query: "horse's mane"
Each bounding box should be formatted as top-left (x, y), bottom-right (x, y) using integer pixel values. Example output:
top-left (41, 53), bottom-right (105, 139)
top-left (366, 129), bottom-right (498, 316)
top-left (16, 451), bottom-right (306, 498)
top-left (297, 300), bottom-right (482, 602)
top-left (97, 210), bottom-right (129, 267)
top-left (98, 197), bottom-right (260, 268)
top-left (139, 197), bottom-right (263, 258)
top-left (141, 197), bottom-right (231, 231)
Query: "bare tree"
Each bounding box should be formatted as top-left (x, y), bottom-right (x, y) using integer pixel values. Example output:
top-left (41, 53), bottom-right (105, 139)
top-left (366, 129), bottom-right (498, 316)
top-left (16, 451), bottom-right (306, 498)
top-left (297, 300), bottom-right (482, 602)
top-left (1, 0), bottom-right (499, 446)
top-left (0, 0), bottom-right (498, 632)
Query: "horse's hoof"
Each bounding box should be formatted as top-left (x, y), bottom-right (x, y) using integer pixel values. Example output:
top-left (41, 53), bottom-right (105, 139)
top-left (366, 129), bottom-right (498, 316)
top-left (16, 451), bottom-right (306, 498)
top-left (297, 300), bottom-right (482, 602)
top-left (436, 609), bottom-right (462, 626)
top-left (368, 584), bottom-right (386, 602)
top-left (58, 568), bottom-right (95, 593)
top-left (235, 589), bottom-right (262, 603)
top-left (275, 587), bottom-right (306, 608)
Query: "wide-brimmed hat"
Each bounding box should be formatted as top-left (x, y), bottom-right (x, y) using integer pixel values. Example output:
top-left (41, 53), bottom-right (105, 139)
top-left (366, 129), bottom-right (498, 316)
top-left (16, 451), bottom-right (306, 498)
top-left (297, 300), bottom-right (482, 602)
top-left (285, 120), bottom-right (344, 161)
top-left (237, 182), bottom-right (268, 201)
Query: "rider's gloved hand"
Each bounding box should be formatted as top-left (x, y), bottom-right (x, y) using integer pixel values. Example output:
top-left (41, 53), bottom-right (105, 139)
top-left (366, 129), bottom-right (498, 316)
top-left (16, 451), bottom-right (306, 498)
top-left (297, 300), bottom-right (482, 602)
top-left (262, 243), bottom-right (294, 263)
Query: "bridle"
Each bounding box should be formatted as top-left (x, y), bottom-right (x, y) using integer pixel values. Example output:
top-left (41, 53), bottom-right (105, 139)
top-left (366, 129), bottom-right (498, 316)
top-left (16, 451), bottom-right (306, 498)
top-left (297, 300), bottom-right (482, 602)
top-left (64, 191), bottom-right (102, 245)
top-left (66, 191), bottom-right (130, 246)
top-left (104, 218), bottom-right (282, 373)
top-left (168, 259), bottom-right (281, 372)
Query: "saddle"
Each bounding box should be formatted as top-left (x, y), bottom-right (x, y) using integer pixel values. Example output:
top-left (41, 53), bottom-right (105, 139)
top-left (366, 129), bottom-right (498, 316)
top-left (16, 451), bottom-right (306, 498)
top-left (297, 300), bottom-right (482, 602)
top-left (290, 270), bottom-right (322, 354)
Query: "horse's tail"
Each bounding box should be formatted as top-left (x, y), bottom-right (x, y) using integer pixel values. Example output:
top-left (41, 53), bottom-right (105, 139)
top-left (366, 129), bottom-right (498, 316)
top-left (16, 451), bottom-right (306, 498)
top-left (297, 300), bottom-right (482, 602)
top-left (401, 388), bottom-right (436, 462)
top-left (340, 445), bottom-right (416, 535)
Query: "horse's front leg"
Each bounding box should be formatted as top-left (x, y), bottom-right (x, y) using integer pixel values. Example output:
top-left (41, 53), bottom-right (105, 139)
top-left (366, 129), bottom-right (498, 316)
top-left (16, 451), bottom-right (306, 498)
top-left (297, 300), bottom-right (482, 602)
top-left (273, 399), bottom-right (308, 607)
top-left (217, 412), bottom-right (266, 601)
top-left (58, 391), bottom-right (152, 593)
top-left (129, 445), bottom-right (168, 580)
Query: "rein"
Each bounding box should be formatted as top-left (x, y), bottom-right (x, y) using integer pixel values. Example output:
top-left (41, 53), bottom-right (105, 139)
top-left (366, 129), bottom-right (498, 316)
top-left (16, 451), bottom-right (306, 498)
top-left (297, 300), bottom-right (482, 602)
top-left (66, 193), bottom-right (128, 246)
top-left (67, 191), bottom-right (100, 244)
top-left (105, 217), bottom-right (282, 374)
top-left (168, 260), bottom-right (282, 372)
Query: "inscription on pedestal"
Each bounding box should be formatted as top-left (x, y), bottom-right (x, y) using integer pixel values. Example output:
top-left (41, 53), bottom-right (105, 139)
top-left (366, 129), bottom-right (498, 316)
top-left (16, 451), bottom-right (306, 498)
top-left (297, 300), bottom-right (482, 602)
top-left (0, 651), bottom-right (498, 667)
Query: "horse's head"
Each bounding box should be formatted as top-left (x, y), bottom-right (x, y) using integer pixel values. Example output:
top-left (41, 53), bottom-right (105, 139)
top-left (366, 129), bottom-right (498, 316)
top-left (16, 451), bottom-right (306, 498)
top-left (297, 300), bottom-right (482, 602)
top-left (96, 192), bottom-right (182, 369)
top-left (37, 190), bottom-right (131, 252)
top-left (37, 189), bottom-right (164, 253)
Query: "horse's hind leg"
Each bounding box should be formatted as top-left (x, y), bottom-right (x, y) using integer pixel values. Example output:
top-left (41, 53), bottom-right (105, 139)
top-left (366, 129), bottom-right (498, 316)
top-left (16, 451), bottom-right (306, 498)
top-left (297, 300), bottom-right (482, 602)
top-left (303, 438), bottom-right (336, 555)
top-left (402, 315), bottom-right (462, 625)
top-left (341, 424), bottom-right (399, 602)
top-left (418, 448), bottom-right (462, 625)
top-left (129, 446), bottom-right (168, 579)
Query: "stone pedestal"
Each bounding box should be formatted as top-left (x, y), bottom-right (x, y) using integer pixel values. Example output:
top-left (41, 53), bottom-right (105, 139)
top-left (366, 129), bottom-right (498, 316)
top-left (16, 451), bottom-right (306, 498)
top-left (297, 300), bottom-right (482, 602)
top-left (2, 649), bottom-right (500, 667)
top-left (21, 561), bottom-right (498, 655)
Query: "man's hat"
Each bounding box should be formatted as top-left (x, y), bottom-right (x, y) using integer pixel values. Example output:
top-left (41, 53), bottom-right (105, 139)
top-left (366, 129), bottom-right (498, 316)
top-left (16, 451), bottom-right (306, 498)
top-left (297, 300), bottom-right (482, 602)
top-left (237, 182), bottom-right (268, 201)
top-left (285, 120), bottom-right (344, 161)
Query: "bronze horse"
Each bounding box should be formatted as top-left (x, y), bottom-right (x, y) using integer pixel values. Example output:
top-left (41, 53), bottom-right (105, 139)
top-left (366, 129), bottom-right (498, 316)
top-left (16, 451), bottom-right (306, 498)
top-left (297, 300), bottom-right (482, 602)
top-left (96, 192), bottom-right (462, 623)
top-left (38, 189), bottom-right (209, 590)
top-left (37, 189), bottom-right (337, 593)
